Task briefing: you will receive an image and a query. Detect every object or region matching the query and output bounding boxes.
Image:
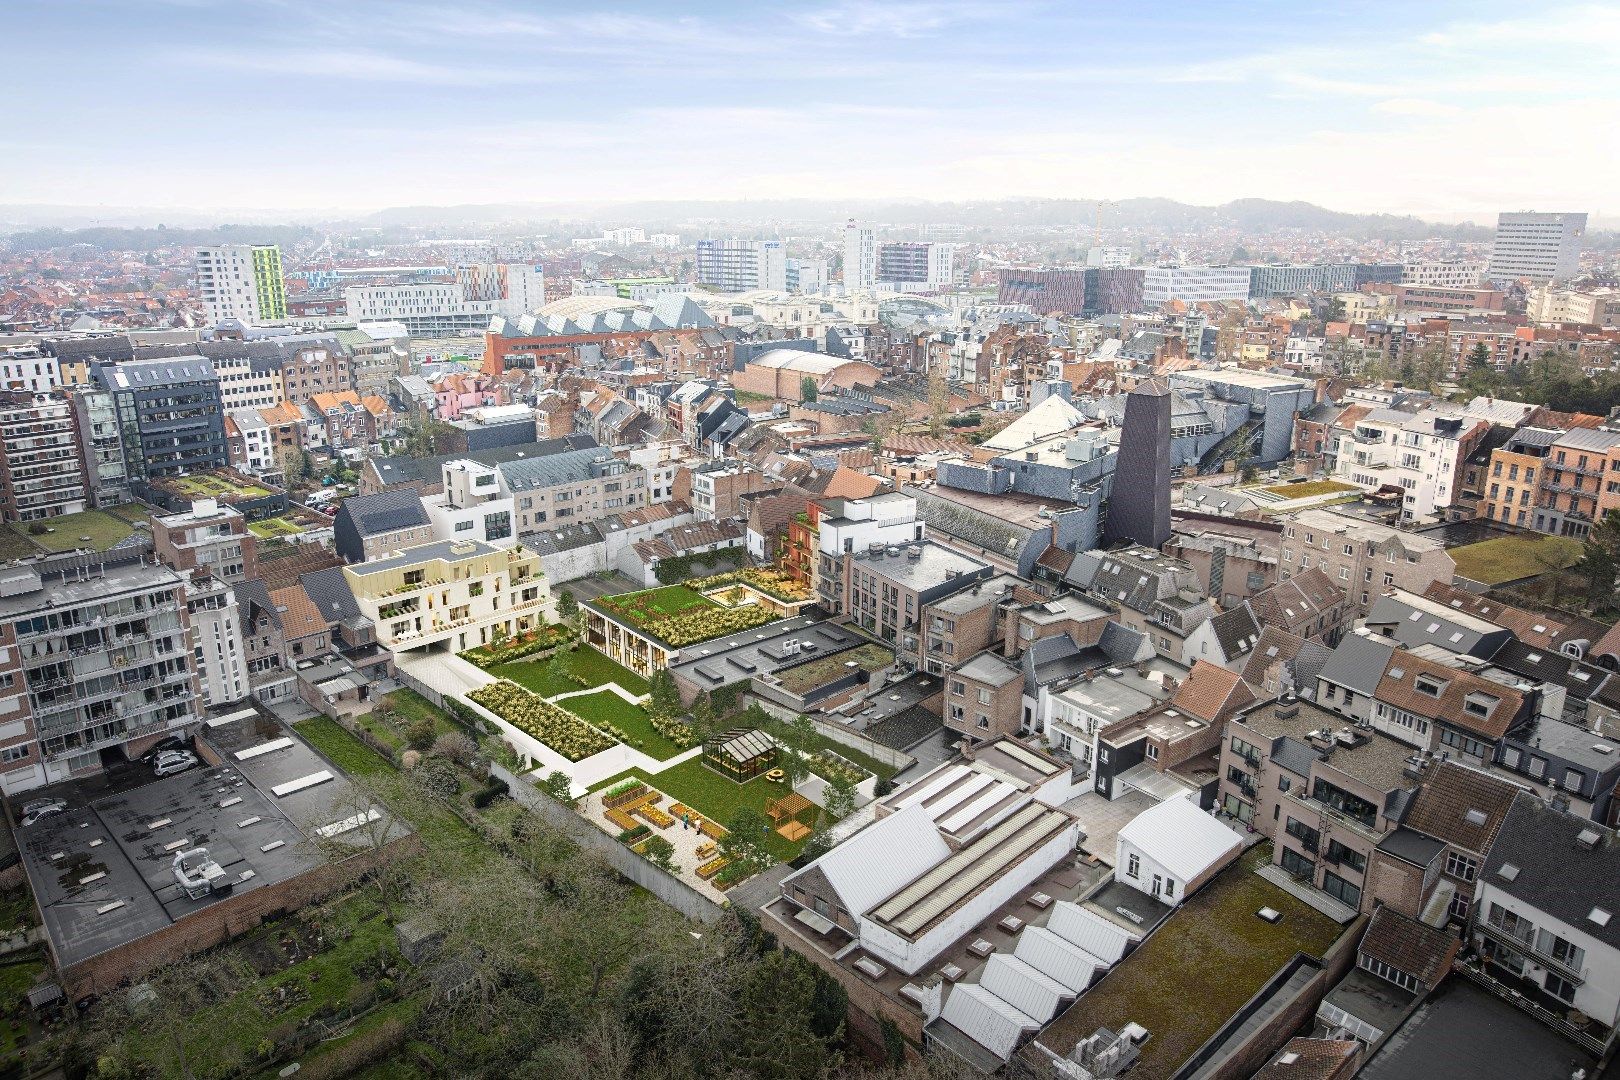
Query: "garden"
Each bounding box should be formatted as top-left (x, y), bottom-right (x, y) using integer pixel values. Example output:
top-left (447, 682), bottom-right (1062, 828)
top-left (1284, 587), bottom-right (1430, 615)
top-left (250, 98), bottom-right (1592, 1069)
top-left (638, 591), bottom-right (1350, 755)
top-left (11, 509), bottom-right (136, 553)
top-left (457, 622), bottom-right (577, 668)
top-left (246, 515), bottom-right (304, 539)
top-left (773, 644), bottom-right (894, 697)
top-left (489, 644), bottom-right (650, 698)
top-left (468, 680), bottom-right (616, 761)
top-left (1450, 533), bottom-right (1583, 585)
top-left (691, 567), bottom-right (812, 604)
top-left (594, 585), bottom-right (779, 648)
top-left (558, 690), bottom-right (691, 760)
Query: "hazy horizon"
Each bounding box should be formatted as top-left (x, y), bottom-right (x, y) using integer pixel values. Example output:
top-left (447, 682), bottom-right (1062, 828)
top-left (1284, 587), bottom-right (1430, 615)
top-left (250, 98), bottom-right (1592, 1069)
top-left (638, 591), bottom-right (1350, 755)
top-left (9, 0), bottom-right (1618, 222)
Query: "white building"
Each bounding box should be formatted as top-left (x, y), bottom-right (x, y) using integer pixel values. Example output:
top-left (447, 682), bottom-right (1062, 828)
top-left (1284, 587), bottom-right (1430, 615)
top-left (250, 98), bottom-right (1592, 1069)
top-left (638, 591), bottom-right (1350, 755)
top-left (1474, 794), bottom-right (1620, 1040)
top-left (1114, 797), bottom-right (1242, 907)
top-left (1142, 266), bottom-right (1251, 306)
top-left (1332, 406), bottom-right (1485, 522)
top-left (1087, 246), bottom-right (1132, 268)
top-left (695, 239), bottom-right (787, 292)
top-left (649, 233), bottom-right (681, 249)
top-left (1488, 212), bottom-right (1586, 283)
top-left (602, 227), bottom-right (646, 245)
top-left (817, 491), bottom-right (923, 559)
top-left (185, 577), bottom-right (248, 708)
top-left (212, 353), bottom-right (284, 412)
top-left (0, 348), bottom-right (61, 392)
top-left (844, 220), bottom-right (877, 291)
top-left (343, 263), bottom-right (542, 335)
top-left (1401, 261), bottom-right (1487, 289)
top-left (423, 459), bottom-right (517, 548)
top-left (1526, 285), bottom-right (1620, 327)
top-left (195, 244), bottom-right (287, 326)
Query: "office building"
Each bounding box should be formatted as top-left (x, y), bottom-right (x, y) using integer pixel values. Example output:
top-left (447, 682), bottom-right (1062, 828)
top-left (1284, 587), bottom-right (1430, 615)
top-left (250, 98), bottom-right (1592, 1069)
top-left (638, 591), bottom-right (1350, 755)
top-left (844, 220), bottom-right (877, 291)
top-left (0, 550), bottom-right (201, 793)
top-left (1087, 246), bottom-right (1131, 268)
top-left (195, 244), bottom-right (287, 326)
top-left (96, 356), bottom-right (227, 486)
top-left (344, 263), bottom-right (542, 334)
top-left (997, 269), bottom-right (1087, 315)
top-left (1488, 212), bottom-right (1586, 282)
top-left (0, 390), bottom-right (89, 522)
top-left (1526, 285), bottom-right (1620, 326)
top-left (1401, 261), bottom-right (1486, 289)
top-left (694, 239), bottom-right (787, 292)
top-left (1103, 379), bottom-right (1172, 549)
top-left (1141, 266), bottom-right (1251, 306)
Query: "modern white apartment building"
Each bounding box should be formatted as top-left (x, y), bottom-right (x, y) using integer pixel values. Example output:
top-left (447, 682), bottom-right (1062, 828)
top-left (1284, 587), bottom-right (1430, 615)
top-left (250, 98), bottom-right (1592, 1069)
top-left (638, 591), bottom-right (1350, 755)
top-left (343, 537), bottom-right (551, 655)
top-left (184, 576), bottom-right (248, 708)
top-left (211, 353), bottom-right (284, 412)
top-left (649, 233), bottom-right (681, 249)
top-left (423, 460), bottom-right (516, 548)
top-left (601, 227), bottom-right (646, 245)
top-left (195, 244), bottom-right (287, 325)
top-left (1332, 407), bottom-right (1486, 522)
top-left (1526, 285), bottom-right (1620, 327)
top-left (876, 242), bottom-right (956, 291)
top-left (344, 263), bottom-right (543, 334)
top-left (694, 239), bottom-right (787, 292)
top-left (844, 220), bottom-right (877, 291)
top-left (1141, 265), bottom-right (1252, 306)
top-left (1087, 246), bottom-right (1132, 268)
top-left (1488, 212), bottom-right (1587, 282)
top-left (1401, 261), bottom-right (1486, 289)
top-left (0, 347), bottom-right (61, 393)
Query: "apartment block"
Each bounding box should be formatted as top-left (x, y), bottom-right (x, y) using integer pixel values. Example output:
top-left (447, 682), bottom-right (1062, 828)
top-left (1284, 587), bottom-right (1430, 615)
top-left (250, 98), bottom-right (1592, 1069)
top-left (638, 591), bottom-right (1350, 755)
top-left (1488, 211), bottom-right (1586, 283)
top-left (1276, 508), bottom-right (1453, 612)
top-left (343, 538), bottom-right (550, 655)
top-left (1535, 427), bottom-right (1620, 540)
top-left (0, 390), bottom-right (89, 522)
top-left (195, 244), bottom-right (287, 325)
top-left (833, 539), bottom-right (994, 659)
top-left (96, 356), bottom-right (227, 485)
top-left (0, 551), bottom-right (201, 793)
top-left (694, 239), bottom-right (787, 292)
top-left (151, 498), bottom-right (259, 585)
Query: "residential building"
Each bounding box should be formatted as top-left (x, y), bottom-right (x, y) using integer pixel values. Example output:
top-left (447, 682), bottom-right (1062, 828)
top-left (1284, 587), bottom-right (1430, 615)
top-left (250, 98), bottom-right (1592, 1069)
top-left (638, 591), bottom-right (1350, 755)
top-left (209, 351), bottom-right (285, 412)
top-left (151, 498), bottom-right (258, 585)
top-left (1081, 545), bottom-right (1212, 665)
top-left (1401, 261), bottom-right (1486, 289)
top-left (0, 550), bottom-right (201, 792)
top-left (1219, 696), bottom-right (1418, 917)
top-left (1092, 660), bottom-right (1254, 801)
top-left (834, 538), bottom-right (993, 660)
top-left (1536, 427), bottom-right (1620, 540)
top-left (0, 346), bottom-right (61, 393)
top-left (694, 239), bottom-right (787, 292)
top-left (1141, 266), bottom-right (1251, 306)
top-left (423, 459), bottom-right (516, 548)
top-left (1331, 406), bottom-right (1488, 522)
top-left (67, 387), bottom-right (128, 506)
top-left (336, 322), bottom-right (411, 398)
top-left (1487, 211), bottom-right (1586, 283)
top-left (1480, 427), bottom-right (1558, 531)
top-left (343, 264), bottom-right (543, 335)
top-left (344, 538), bottom-right (550, 655)
top-left (333, 489), bottom-right (435, 563)
top-left (1277, 508), bottom-right (1454, 613)
top-left (1473, 793), bottom-right (1620, 1053)
top-left (1114, 797), bottom-right (1242, 907)
top-left (844, 220), bottom-right (877, 291)
top-left (96, 356), bottom-right (227, 486)
top-left (732, 349), bottom-right (882, 402)
top-left (876, 242), bottom-right (955, 290)
top-left (0, 390), bottom-right (88, 522)
top-left (503, 445), bottom-right (646, 532)
top-left (195, 244), bottom-right (287, 325)
top-left (1526, 285), bottom-right (1620, 327)
top-left (183, 575), bottom-right (248, 708)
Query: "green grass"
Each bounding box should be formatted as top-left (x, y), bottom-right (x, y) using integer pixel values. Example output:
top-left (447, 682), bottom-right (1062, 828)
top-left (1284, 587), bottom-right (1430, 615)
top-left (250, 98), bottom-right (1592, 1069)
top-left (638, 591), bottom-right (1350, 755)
top-left (0, 530), bottom-right (34, 562)
top-left (1038, 845), bottom-right (1345, 1079)
top-left (1261, 479), bottom-right (1358, 499)
top-left (732, 390), bottom-right (777, 406)
top-left (491, 645), bottom-right (650, 698)
top-left (105, 502), bottom-right (153, 525)
top-left (11, 509), bottom-right (134, 552)
top-left (774, 644), bottom-right (895, 696)
top-left (384, 689), bottom-right (463, 738)
top-left (589, 758), bottom-right (808, 862)
top-left (247, 516), bottom-right (303, 539)
top-left (0, 957), bottom-right (43, 1061)
top-left (595, 584), bottom-right (716, 627)
top-left (560, 691), bottom-right (685, 761)
top-left (1450, 533), bottom-right (1583, 585)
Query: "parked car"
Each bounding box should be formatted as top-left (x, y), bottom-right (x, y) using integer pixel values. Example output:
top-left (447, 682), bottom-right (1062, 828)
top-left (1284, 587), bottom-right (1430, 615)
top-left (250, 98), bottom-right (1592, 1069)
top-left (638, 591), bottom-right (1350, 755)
top-left (19, 798), bottom-right (67, 827)
top-left (139, 734), bottom-right (189, 764)
top-left (152, 750), bottom-right (198, 778)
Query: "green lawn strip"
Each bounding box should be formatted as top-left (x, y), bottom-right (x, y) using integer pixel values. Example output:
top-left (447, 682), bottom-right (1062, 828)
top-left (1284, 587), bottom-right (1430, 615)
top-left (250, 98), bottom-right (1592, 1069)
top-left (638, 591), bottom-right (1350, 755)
top-left (1038, 845), bottom-right (1343, 1078)
top-left (13, 510), bottom-right (134, 552)
top-left (589, 759), bottom-right (807, 862)
top-left (1261, 479), bottom-right (1357, 498)
top-left (490, 645), bottom-right (650, 699)
top-left (247, 517), bottom-right (302, 539)
top-left (385, 689), bottom-right (464, 738)
top-left (124, 895), bottom-right (400, 1078)
top-left (597, 584), bottom-right (716, 625)
top-left (1450, 534), bottom-right (1583, 585)
top-left (559, 691), bottom-right (685, 760)
top-left (104, 502), bottom-right (153, 525)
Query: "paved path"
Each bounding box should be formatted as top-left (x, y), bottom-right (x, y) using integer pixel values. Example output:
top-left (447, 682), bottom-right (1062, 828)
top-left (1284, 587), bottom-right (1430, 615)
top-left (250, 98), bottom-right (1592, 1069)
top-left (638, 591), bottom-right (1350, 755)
top-left (548, 683), bottom-right (648, 707)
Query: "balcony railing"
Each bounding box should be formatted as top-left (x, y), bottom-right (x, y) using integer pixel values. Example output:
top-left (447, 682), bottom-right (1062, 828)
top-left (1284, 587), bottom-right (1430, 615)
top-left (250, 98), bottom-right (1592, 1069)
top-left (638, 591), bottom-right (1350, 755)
top-left (1477, 921), bottom-right (1588, 985)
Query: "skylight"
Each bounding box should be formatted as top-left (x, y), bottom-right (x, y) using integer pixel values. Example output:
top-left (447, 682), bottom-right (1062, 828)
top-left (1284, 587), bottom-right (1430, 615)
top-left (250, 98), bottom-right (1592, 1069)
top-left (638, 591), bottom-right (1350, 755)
top-left (1464, 809), bottom-right (1488, 827)
top-left (1498, 863), bottom-right (1520, 882)
top-left (1591, 908), bottom-right (1612, 927)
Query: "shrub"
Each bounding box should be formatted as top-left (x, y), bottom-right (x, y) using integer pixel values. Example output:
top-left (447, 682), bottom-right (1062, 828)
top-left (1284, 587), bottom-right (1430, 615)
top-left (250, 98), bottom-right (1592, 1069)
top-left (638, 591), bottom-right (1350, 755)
top-left (468, 680), bottom-right (615, 760)
top-left (873, 776), bottom-right (894, 798)
top-left (405, 719), bottom-right (436, 752)
top-left (471, 778), bottom-right (509, 809)
top-left (432, 731), bottom-right (478, 765)
top-left (412, 759), bottom-right (460, 799)
top-left (457, 622), bottom-right (576, 668)
top-left (27, 522), bottom-right (47, 536)
top-left (618, 824), bottom-right (651, 844)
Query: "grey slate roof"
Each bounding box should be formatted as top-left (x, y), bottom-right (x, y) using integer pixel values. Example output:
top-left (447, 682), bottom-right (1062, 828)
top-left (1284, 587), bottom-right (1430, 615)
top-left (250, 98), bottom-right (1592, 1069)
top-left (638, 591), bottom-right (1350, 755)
top-left (367, 434), bottom-right (599, 488)
top-left (1480, 793), bottom-right (1620, 950)
top-left (1364, 595), bottom-right (1509, 659)
top-left (1319, 632), bottom-right (1398, 694)
top-left (497, 447), bottom-right (615, 491)
top-left (910, 487), bottom-right (1035, 558)
top-left (300, 566), bottom-right (361, 623)
top-left (342, 489), bottom-right (430, 537)
top-left (1208, 605), bottom-right (1261, 660)
top-left (1271, 737), bottom-right (1319, 778)
top-left (524, 521), bottom-right (605, 555)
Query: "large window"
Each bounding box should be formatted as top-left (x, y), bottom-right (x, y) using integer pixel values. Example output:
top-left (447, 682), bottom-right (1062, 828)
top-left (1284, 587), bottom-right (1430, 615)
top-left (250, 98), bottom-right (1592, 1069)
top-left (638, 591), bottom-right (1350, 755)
top-left (1544, 972), bottom-right (1577, 1004)
top-left (1360, 955), bottom-right (1419, 993)
top-left (1445, 851), bottom-right (1478, 882)
top-left (1280, 847), bottom-right (1315, 880)
top-left (1311, 778), bottom-right (1378, 827)
top-left (1322, 870), bottom-right (1362, 910)
top-left (1285, 817), bottom-right (1320, 852)
top-left (1326, 840), bottom-right (1366, 874)
top-left (1487, 902), bottom-right (1535, 945)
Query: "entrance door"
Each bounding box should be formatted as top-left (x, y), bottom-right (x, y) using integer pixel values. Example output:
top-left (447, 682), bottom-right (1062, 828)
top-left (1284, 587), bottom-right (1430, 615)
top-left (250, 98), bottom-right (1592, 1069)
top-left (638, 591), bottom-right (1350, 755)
top-left (1151, 875), bottom-right (1163, 899)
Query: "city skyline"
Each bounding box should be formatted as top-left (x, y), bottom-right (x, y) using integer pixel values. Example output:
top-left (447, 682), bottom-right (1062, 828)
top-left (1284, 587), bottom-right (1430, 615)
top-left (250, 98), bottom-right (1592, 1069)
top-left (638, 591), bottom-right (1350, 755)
top-left (7, 0), bottom-right (1618, 220)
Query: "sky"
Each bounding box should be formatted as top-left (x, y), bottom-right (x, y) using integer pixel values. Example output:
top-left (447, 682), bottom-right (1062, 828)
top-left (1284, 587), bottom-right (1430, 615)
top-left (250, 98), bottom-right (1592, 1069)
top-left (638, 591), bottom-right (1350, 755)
top-left (8, 0), bottom-right (1619, 221)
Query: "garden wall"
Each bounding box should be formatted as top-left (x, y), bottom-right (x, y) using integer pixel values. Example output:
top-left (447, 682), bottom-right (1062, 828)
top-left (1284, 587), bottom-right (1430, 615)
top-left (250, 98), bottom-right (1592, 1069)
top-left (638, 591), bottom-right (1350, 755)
top-left (488, 764), bottom-right (724, 925)
top-left (745, 695), bottom-right (914, 773)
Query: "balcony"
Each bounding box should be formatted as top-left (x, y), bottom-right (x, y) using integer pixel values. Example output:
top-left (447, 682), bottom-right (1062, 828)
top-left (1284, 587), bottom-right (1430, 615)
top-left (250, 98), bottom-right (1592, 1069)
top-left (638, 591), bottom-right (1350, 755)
top-left (1476, 921), bottom-right (1587, 985)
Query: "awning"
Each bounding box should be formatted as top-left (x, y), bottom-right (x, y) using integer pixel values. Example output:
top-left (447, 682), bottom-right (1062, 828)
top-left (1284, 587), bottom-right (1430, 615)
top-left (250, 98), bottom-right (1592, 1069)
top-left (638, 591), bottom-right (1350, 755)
top-left (1115, 762), bottom-right (1198, 803)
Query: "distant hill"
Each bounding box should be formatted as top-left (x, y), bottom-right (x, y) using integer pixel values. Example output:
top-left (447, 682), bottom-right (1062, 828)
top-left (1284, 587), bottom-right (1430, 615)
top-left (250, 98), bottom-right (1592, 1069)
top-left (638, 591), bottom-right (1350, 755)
top-left (2, 223), bottom-right (319, 253)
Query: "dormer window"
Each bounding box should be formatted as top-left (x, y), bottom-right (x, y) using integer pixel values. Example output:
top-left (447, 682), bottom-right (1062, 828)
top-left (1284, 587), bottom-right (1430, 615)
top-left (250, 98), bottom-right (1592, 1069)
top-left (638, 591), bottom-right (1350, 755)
top-left (1414, 675), bottom-right (1445, 697)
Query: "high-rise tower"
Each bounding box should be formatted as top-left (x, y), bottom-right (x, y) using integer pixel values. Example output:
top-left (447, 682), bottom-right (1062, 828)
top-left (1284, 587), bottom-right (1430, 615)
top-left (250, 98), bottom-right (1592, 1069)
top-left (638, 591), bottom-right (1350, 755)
top-left (1103, 378), bottom-right (1172, 549)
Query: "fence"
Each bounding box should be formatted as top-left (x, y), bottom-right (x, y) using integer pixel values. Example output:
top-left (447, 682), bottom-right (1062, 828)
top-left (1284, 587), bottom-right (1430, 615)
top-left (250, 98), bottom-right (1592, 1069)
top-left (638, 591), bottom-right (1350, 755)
top-left (488, 763), bottom-right (725, 925)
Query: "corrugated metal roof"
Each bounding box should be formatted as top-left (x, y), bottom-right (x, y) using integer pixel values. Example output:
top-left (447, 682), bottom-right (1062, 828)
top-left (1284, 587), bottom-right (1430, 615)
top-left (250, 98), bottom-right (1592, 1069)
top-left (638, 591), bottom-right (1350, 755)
top-left (1116, 797), bottom-right (1242, 882)
top-left (979, 953), bottom-right (1070, 1023)
top-left (1013, 925), bottom-right (1102, 994)
top-left (1046, 901), bottom-right (1138, 964)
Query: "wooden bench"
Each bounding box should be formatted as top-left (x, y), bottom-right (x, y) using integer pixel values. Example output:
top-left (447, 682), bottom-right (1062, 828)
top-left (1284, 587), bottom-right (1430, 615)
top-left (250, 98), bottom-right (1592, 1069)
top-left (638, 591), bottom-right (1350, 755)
top-left (695, 841), bottom-right (718, 861)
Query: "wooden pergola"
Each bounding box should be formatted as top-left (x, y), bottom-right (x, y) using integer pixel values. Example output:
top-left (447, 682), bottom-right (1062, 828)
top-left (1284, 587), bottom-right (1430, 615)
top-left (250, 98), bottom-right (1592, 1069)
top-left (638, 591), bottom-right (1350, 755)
top-left (767, 791), bottom-right (816, 842)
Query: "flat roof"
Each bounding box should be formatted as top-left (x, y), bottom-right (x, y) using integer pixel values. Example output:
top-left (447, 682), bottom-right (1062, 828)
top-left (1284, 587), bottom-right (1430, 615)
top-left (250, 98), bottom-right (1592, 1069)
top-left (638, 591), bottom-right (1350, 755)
top-left (1236, 699), bottom-right (1417, 793)
top-left (849, 539), bottom-right (990, 588)
top-left (668, 615), bottom-right (852, 686)
top-left (16, 715), bottom-right (411, 972)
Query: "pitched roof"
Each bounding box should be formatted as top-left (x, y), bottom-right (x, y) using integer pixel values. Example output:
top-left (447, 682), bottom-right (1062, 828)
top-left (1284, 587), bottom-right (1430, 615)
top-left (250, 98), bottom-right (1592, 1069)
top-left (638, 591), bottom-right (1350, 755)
top-left (1319, 632), bottom-right (1397, 694)
top-left (1116, 797), bottom-right (1242, 881)
top-left (340, 489), bottom-right (430, 537)
top-left (1207, 604), bottom-right (1261, 661)
top-left (1419, 581), bottom-right (1572, 651)
top-left (1247, 568), bottom-right (1345, 632)
top-left (1252, 1038), bottom-right (1360, 1080)
top-left (1481, 793), bottom-right (1620, 950)
top-left (1400, 760), bottom-right (1521, 855)
top-left (1172, 660), bottom-right (1256, 723)
top-left (1359, 906), bottom-right (1456, 989)
top-left (1375, 648), bottom-right (1525, 740)
top-left (267, 583), bottom-right (327, 640)
top-left (300, 566), bottom-right (361, 624)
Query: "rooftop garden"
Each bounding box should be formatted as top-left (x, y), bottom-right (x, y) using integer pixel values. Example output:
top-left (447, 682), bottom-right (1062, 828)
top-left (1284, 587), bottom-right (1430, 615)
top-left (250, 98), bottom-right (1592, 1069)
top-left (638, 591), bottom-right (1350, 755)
top-left (693, 567), bottom-right (813, 604)
top-left (12, 509), bottom-right (136, 552)
top-left (1036, 845), bottom-right (1344, 1079)
top-left (594, 584), bottom-right (777, 647)
top-left (167, 472), bottom-right (275, 500)
top-left (468, 680), bottom-right (615, 761)
top-left (247, 515), bottom-right (304, 539)
top-left (1259, 479), bottom-right (1358, 499)
top-left (1450, 533), bottom-right (1583, 585)
top-left (458, 622), bottom-right (576, 668)
top-left (589, 758), bottom-right (809, 862)
top-left (773, 643), bottom-right (896, 697)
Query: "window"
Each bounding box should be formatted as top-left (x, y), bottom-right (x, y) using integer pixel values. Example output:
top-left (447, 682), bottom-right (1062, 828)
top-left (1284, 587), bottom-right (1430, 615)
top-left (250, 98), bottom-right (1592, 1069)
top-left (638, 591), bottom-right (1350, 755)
top-left (1487, 902), bottom-right (1535, 945)
top-left (1280, 846), bottom-right (1315, 879)
top-left (1565, 768), bottom-right (1584, 791)
top-left (977, 688), bottom-right (991, 706)
top-left (0, 745), bottom-right (27, 763)
top-left (1544, 972), bottom-right (1577, 1004)
top-left (1278, 775), bottom-right (1291, 792)
top-left (1445, 851), bottom-right (1478, 882)
top-left (1126, 853), bottom-right (1140, 879)
top-left (976, 715), bottom-right (990, 729)
top-left (1414, 675), bottom-right (1444, 697)
top-left (1360, 955), bottom-right (1419, 993)
top-left (1322, 870), bottom-right (1362, 910)
top-left (949, 680), bottom-right (965, 696)
top-left (454, 519), bottom-right (474, 533)
top-left (1326, 840), bottom-right (1366, 873)
top-left (1146, 744), bottom-right (1159, 761)
top-left (1163, 879), bottom-right (1174, 898)
top-left (1539, 929), bottom-right (1585, 973)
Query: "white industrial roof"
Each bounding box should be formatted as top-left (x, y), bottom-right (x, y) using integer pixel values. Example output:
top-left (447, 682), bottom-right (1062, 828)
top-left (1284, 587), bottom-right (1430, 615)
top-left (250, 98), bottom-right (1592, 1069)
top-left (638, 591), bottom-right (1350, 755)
top-left (1014, 925), bottom-right (1103, 993)
top-left (981, 394), bottom-right (1085, 452)
top-left (979, 953), bottom-right (1071, 1023)
top-left (940, 982), bottom-right (1039, 1061)
top-left (1116, 797), bottom-right (1242, 883)
top-left (1046, 901), bottom-right (1139, 964)
top-left (746, 349), bottom-right (852, 374)
top-left (785, 801), bottom-right (949, 917)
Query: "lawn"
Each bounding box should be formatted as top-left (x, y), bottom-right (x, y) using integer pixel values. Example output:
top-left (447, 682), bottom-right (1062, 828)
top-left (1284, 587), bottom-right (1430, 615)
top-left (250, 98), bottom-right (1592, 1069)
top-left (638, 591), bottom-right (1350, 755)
top-left (560, 691), bottom-right (687, 760)
top-left (384, 689), bottom-right (465, 739)
top-left (0, 530), bottom-right (36, 562)
top-left (11, 509), bottom-right (134, 552)
top-left (731, 390), bottom-right (778, 407)
top-left (596, 585), bottom-right (717, 627)
top-left (1262, 479), bottom-right (1358, 499)
top-left (1450, 533), bottom-right (1583, 585)
top-left (490, 645), bottom-right (650, 699)
top-left (248, 516), bottom-right (303, 539)
top-left (170, 473), bottom-right (273, 499)
top-left (105, 502), bottom-right (153, 525)
top-left (1036, 845), bottom-right (1345, 1079)
top-left (774, 644), bottom-right (895, 696)
top-left (589, 758), bottom-right (809, 861)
